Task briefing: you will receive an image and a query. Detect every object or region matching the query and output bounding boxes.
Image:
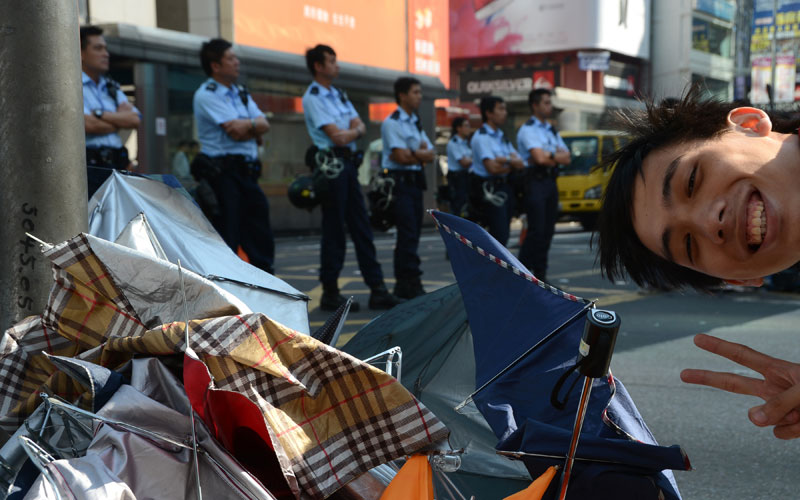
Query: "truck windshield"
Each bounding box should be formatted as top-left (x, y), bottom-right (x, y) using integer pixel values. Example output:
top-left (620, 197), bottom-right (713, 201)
top-left (560, 137), bottom-right (598, 176)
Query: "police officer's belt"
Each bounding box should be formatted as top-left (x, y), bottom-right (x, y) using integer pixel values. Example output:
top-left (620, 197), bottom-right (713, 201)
top-left (219, 154), bottom-right (262, 179)
top-left (330, 146), bottom-right (356, 159)
top-left (384, 169), bottom-right (426, 190)
top-left (86, 146), bottom-right (129, 170)
top-left (526, 164), bottom-right (558, 180)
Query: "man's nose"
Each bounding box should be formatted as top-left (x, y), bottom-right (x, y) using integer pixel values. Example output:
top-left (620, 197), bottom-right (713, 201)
top-left (698, 200), bottom-right (728, 245)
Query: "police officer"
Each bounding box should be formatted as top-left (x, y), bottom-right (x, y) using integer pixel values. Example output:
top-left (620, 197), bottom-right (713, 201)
top-left (446, 117), bottom-right (472, 218)
top-left (381, 77), bottom-right (434, 299)
top-left (302, 44), bottom-right (402, 311)
top-left (516, 88), bottom-right (571, 281)
top-left (469, 96), bottom-right (524, 246)
top-left (192, 38), bottom-right (275, 274)
top-left (80, 26), bottom-right (141, 198)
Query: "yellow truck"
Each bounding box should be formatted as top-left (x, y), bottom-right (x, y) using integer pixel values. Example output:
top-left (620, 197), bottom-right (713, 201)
top-left (557, 130), bottom-right (628, 230)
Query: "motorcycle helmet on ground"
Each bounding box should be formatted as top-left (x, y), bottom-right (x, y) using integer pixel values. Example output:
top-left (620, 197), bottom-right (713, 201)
top-left (288, 174), bottom-right (319, 211)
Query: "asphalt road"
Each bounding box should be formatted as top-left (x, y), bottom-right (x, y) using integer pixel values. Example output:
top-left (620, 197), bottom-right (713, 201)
top-left (274, 221), bottom-right (800, 499)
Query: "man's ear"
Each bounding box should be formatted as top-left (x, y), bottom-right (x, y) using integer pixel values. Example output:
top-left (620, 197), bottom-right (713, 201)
top-left (727, 107), bottom-right (772, 137)
top-left (724, 277), bottom-right (764, 287)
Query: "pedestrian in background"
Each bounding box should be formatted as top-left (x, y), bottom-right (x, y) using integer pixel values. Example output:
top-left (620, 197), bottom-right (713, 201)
top-left (192, 38), bottom-right (275, 274)
top-left (516, 88), bottom-right (570, 281)
top-left (446, 117), bottom-right (472, 218)
top-left (469, 96), bottom-right (524, 246)
top-left (171, 140), bottom-right (199, 192)
top-left (80, 25), bottom-right (140, 198)
top-left (302, 44), bottom-right (402, 311)
top-left (380, 77), bottom-right (434, 299)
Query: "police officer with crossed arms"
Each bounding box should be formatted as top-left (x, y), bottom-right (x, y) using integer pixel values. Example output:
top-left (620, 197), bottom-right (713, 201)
top-left (301, 44), bottom-right (402, 311)
top-left (80, 26), bottom-right (141, 198)
top-left (516, 88), bottom-right (570, 281)
top-left (469, 96), bottom-right (524, 246)
top-left (380, 77), bottom-right (435, 299)
top-left (446, 117), bottom-right (472, 218)
top-left (192, 38), bottom-right (275, 274)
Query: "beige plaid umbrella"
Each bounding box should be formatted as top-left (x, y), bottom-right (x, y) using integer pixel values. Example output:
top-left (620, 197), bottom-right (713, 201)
top-left (0, 233), bottom-right (448, 498)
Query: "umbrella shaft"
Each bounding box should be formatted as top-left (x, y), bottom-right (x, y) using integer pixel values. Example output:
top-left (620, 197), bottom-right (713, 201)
top-left (558, 376), bottom-right (593, 500)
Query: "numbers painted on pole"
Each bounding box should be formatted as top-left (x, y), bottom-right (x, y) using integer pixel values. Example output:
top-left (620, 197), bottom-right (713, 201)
top-left (16, 202), bottom-right (38, 312)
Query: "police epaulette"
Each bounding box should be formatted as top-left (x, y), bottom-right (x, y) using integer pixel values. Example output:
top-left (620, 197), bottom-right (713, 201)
top-left (310, 86), bottom-right (320, 95)
top-left (334, 86), bottom-right (348, 104)
top-left (390, 110), bottom-right (401, 120)
top-left (525, 117), bottom-right (535, 126)
top-left (478, 126), bottom-right (488, 134)
top-left (206, 82), bottom-right (217, 91)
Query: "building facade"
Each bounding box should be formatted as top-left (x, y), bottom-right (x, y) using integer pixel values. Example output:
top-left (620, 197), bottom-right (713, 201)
top-left (448, 0), bottom-right (650, 137)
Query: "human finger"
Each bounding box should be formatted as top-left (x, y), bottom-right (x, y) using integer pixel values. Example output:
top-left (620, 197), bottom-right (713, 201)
top-left (773, 420), bottom-right (800, 440)
top-left (749, 383), bottom-right (800, 426)
top-left (692, 334), bottom-right (777, 375)
top-left (680, 368), bottom-right (764, 397)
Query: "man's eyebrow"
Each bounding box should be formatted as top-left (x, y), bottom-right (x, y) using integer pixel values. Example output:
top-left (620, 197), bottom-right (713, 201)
top-left (661, 227), bottom-right (674, 263)
top-left (661, 155), bottom-right (683, 207)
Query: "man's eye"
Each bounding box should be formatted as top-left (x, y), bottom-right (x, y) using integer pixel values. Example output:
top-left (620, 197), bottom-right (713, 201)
top-left (686, 234), bottom-right (694, 264)
top-left (688, 166), bottom-right (697, 196)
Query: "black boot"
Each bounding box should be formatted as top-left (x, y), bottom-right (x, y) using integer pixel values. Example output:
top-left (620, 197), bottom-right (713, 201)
top-left (368, 283), bottom-right (405, 310)
top-left (394, 277), bottom-right (426, 300)
top-left (320, 281), bottom-right (360, 312)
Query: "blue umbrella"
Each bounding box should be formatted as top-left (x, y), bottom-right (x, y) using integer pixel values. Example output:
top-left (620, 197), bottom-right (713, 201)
top-left (431, 210), bottom-right (689, 500)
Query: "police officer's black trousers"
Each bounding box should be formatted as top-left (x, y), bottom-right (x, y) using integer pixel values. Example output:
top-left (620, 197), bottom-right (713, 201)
top-left (447, 171), bottom-right (469, 218)
top-left (483, 183), bottom-right (512, 247)
top-left (518, 176), bottom-right (559, 280)
top-left (320, 159), bottom-right (383, 288)
top-left (392, 179), bottom-right (424, 280)
top-left (212, 169), bottom-right (275, 274)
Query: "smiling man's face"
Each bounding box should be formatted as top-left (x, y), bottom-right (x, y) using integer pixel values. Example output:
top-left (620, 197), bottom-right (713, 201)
top-left (631, 108), bottom-right (800, 282)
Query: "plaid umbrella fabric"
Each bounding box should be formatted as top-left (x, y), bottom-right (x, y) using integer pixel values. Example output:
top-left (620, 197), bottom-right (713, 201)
top-left (0, 233), bottom-right (448, 498)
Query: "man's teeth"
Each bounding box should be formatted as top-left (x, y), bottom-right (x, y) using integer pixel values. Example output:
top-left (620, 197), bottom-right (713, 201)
top-left (748, 200), bottom-right (766, 245)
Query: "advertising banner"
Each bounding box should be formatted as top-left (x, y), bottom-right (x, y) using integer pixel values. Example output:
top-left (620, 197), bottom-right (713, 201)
top-left (408, 0), bottom-right (450, 86)
top-left (234, 1), bottom-right (406, 71)
top-left (450, 0), bottom-right (649, 59)
top-left (751, 56), bottom-right (772, 103)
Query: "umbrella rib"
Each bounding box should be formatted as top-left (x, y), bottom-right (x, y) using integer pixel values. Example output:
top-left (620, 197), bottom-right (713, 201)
top-left (204, 274), bottom-right (310, 301)
top-left (455, 301), bottom-right (595, 412)
top-left (178, 260), bottom-right (203, 500)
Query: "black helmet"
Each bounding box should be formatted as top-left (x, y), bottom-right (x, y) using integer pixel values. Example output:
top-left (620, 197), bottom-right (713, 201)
top-left (288, 175), bottom-right (319, 211)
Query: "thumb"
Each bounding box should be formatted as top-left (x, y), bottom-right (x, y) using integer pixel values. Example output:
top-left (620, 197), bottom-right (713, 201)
top-left (749, 384), bottom-right (800, 426)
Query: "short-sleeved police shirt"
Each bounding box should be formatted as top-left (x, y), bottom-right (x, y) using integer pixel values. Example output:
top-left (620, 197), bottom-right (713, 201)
top-left (302, 82), bottom-right (359, 151)
top-left (380, 108), bottom-right (432, 172)
top-left (193, 78), bottom-right (265, 160)
top-left (516, 115), bottom-right (567, 166)
top-left (469, 123), bottom-right (516, 178)
top-left (82, 72), bottom-right (140, 149)
top-left (446, 135), bottom-right (471, 173)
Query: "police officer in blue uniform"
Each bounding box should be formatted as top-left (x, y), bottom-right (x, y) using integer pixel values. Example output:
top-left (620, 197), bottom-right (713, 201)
top-left (192, 38), bottom-right (275, 274)
top-left (302, 44), bottom-right (402, 311)
top-left (469, 96), bottom-right (524, 246)
top-left (516, 88), bottom-right (571, 281)
top-left (381, 77), bottom-right (435, 299)
top-left (446, 117), bottom-right (472, 217)
top-left (80, 26), bottom-right (141, 198)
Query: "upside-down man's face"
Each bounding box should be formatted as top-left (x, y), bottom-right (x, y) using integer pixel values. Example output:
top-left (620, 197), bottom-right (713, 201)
top-left (631, 107), bottom-right (800, 283)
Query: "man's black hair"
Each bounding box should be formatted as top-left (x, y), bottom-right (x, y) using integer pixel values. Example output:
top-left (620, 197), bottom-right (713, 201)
top-left (79, 25), bottom-right (103, 50)
top-left (394, 77), bottom-right (421, 104)
top-left (451, 117), bottom-right (467, 136)
top-left (199, 38), bottom-right (232, 77)
top-left (529, 88), bottom-right (552, 108)
top-left (480, 96), bottom-right (504, 122)
top-left (305, 44), bottom-right (336, 76)
top-left (596, 84), bottom-right (800, 291)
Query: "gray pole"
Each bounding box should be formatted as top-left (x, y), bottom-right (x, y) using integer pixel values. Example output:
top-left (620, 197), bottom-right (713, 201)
top-left (769, 0), bottom-right (778, 110)
top-left (0, 1), bottom-right (88, 331)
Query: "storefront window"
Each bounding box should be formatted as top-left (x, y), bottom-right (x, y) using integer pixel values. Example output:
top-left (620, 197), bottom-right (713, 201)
top-left (692, 16), bottom-right (733, 57)
top-left (692, 74), bottom-right (731, 100)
